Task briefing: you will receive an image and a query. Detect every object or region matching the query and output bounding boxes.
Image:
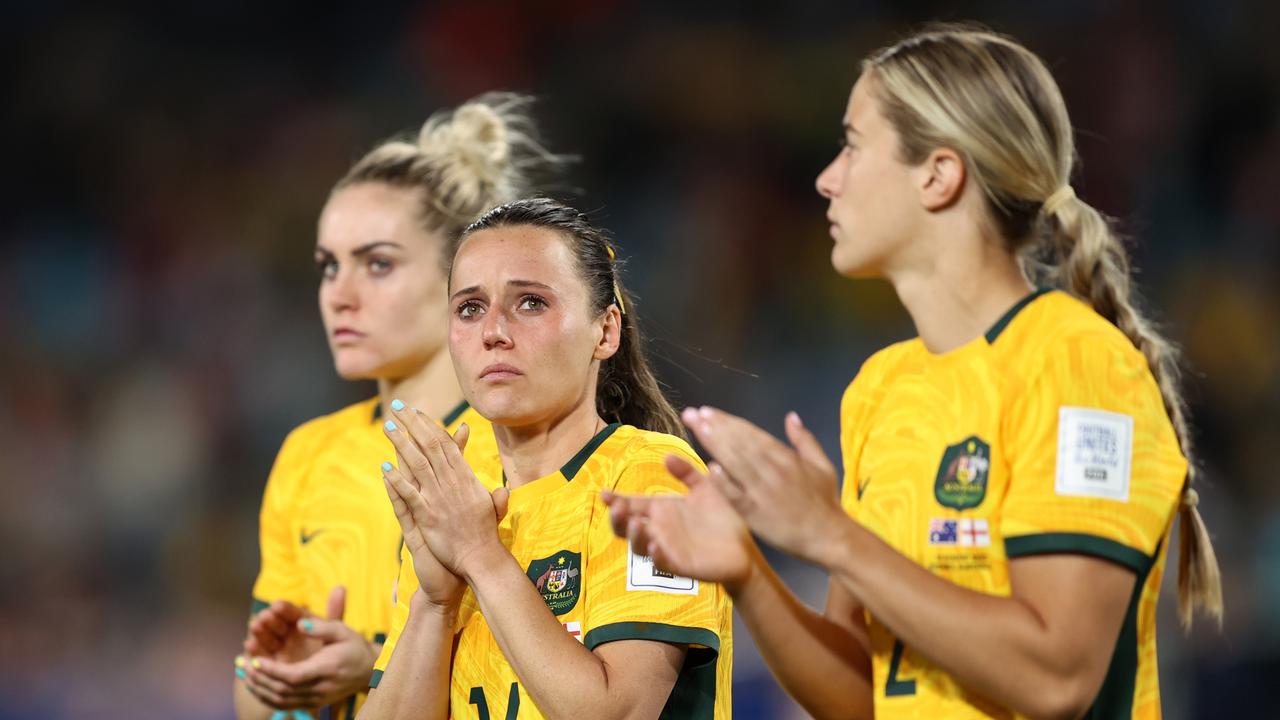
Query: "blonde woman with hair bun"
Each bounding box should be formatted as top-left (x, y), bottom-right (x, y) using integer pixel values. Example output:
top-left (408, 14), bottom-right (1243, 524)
top-left (234, 93), bottom-right (569, 720)
top-left (606, 24), bottom-right (1221, 719)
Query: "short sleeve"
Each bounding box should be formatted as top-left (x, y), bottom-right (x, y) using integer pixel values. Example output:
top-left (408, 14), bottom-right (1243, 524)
top-left (250, 428), bottom-right (315, 614)
top-left (580, 445), bottom-right (726, 663)
top-left (1000, 334), bottom-right (1186, 573)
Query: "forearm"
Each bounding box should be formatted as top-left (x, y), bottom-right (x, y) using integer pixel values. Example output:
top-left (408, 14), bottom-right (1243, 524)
top-left (822, 519), bottom-right (1085, 716)
top-left (464, 546), bottom-right (637, 720)
top-left (358, 593), bottom-right (455, 720)
top-left (731, 548), bottom-right (873, 720)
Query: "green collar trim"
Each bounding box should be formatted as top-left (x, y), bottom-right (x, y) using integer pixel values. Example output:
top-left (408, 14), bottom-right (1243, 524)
top-left (984, 286), bottom-right (1054, 344)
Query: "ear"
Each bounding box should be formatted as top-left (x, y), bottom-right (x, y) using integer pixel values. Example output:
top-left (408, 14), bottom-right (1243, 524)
top-left (593, 305), bottom-right (623, 362)
top-left (916, 146), bottom-right (967, 212)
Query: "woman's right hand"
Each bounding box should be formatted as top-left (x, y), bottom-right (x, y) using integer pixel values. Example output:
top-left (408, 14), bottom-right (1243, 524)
top-left (601, 455), bottom-right (757, 593)
top-left (381, 424), bottom-right (470, 611)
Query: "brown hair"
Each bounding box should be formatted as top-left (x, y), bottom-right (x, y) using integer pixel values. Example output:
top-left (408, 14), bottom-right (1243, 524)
top-left (866, 24), bottom-right (1221, 627)
top-left (457, 198), bottom-right (685, 439)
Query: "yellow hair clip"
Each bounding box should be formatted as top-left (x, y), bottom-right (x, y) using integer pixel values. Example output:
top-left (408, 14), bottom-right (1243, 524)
top-left (605, 243), bottom-right (617, 262)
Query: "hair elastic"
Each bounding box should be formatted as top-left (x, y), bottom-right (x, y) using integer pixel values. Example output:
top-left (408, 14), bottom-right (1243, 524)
top-left (1041, 185), bottom-right (1076, 217)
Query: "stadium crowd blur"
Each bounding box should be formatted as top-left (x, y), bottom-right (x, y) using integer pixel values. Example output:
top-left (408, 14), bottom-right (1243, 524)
top-left (2, 2), bottom-right (1276, 718)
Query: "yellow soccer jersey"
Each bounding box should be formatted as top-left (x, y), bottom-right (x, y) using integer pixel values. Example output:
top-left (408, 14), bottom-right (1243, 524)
top-left (252, 398), bottom-right (494, 719)
top-left (839, 288), bottom-right (1185, 720)
top-left (371, 423), bottom-right (733, 719)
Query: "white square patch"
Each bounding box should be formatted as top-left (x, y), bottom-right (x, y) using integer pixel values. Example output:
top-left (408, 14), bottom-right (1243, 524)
top-left (1056, 406), bottom-right (1133, 502)
top-left (626, 540), bottom-right (697, 595)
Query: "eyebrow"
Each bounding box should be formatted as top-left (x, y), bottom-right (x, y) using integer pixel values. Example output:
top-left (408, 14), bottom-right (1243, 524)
top-left (450, 279), bottom-right (555, 301)
top-left (843, 122), bottom-right (861, 136)
top-left (314, 241), bottom-right (403, 257)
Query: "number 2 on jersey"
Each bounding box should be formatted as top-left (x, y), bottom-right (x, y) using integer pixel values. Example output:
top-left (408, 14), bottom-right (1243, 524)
top-left (469, 682), bottom-right (520, 719)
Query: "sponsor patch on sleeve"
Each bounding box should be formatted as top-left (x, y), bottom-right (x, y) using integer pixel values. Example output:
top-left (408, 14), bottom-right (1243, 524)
top-left (1055, 406), bottom-right (1133, 502)
top-left (626, 540), bottom-right (698, 595)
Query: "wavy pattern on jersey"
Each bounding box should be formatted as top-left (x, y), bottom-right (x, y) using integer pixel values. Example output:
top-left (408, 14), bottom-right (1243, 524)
top-left (378, 424), bottom-right (732, 719)
top-left (256, 399), bottom-right (498, 719)
top-left (839, 291), bottom-right (1185, 719)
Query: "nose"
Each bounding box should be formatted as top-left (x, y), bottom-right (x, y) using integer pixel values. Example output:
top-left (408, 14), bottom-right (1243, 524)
top-left (482, 308), bottom-right (513, 350)
top-left (816, 153), bottom-right (843, 199)
top-left (322, 266), bottom-right (359, 315)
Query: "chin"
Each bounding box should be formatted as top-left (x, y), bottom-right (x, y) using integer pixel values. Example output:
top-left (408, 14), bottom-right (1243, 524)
top-left (467, 388), bottom-right (540, 428)
top-left (331, 351), bottom-right (384, 381)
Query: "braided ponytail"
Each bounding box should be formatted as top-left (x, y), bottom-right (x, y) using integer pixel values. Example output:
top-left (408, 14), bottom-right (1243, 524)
top-left (1045, 193), bottom-right (1223, 628)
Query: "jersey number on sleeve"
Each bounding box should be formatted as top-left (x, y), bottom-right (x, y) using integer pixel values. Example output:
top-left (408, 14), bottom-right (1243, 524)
top-left (469, 682), bottom-right (520, 720)
top-left (885, 639), bottom-right (917, 696)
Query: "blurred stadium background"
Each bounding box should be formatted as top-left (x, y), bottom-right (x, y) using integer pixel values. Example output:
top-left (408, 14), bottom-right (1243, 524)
top-left (2, 1), bottom-right (1277, 717)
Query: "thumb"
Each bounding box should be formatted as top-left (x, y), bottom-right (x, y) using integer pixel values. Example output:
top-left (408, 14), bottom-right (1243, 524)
top-left (492, 486), bottom-right (510, 523)
top-left (298, 616), bottom-right (349, 644)
top-left (326, 585), bottom-right (346, 621)
top-left (785, 412), bottom-right (835, 475)
top-left (452, 422), bottom-right (471, 453)
top-left (664, 453), bottom-right (706, 489)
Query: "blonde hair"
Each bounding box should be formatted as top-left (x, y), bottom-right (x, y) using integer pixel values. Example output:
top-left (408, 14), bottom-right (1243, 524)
top-left (865, 24), bottom-right (1222, 628)
top-left (334, 92), bottom-right (568, 265)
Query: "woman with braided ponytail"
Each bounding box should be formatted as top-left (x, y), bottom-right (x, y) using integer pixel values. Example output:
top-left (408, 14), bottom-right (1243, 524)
top-left (605, 24), bottom-right (1220, 719)
top-left (235, 94), bottom-right (568, 719)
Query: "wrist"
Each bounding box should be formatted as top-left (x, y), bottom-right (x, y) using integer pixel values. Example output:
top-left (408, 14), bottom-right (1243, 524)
top-left (458, 539), bottom-right (512, 587)
top-left (724, 537), bottom-right (764, 598)
top-left (410, 587), bottom-right (461, 621)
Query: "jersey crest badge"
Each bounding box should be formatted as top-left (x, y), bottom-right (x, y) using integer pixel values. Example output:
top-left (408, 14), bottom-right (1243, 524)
top-left (934, 436), bottom-right (991, 510)
top-left (526, 551), bottom-right (581, 615)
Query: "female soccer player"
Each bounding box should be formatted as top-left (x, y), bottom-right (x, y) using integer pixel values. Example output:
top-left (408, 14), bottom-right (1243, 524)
top-left (604, 26), bottom-right (1222, 719)
top-left (235, 95), bottom-right (566, 719)
top-left (362, 198), bottom-right (733, 719)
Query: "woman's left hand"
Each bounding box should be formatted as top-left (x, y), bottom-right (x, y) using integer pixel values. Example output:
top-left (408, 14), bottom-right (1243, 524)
top-left (381, 405), bottom-right (507, 578)
top-left (682, 406), bottom-right (849, 565)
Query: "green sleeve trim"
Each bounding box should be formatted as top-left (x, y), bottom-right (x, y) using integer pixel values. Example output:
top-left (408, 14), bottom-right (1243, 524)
top-left (250, 598), bottom-right (270, 616)
top-left (984, 286), bottom-right (1054, 343)
top-left (369, 669), bottom-right (383, 689)
top-left (583, 621), bottom-right (720, 658)
top-left (560, 423), bottom-right (621, 481)
top-left (441, 400), bottom-right (471, 429)
top-left (1004, 532), bottom-right (1152, 574)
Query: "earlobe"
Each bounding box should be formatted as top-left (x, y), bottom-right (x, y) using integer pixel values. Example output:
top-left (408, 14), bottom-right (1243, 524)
top-left (920, 147), bottom-right (966, 211)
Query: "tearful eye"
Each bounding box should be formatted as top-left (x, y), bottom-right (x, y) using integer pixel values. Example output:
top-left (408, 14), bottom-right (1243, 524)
top-left (457, 300), bottom-right (484, 319)
top-left (369, 257), bottom-right (393, 275)
top-left (518, 296), bottom-right (548, 312)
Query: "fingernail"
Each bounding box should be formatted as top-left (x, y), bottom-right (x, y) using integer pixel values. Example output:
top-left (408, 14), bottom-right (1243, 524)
top-left (292, 711), bottom-right (315, 720)
top-left (301, 619), bottom-right (315, 633)
top-left (270, 712), bottom-right (288, 720)
top-left (788, 411), bottom-right (801, 425)
top-left (381, 461), bottom-right (393, 473)
top-left (699, 406), bottom-right (713, 418)
top-left (235, 667), bottom-right (246, 680)
top-left (251, 658), bottom-right (262, 669)
top-left (681, 407), bottom-right (698, 423)
top-left (234, 655), bottom-right (246, 669)
top-left (385, 420), bottom-right (398, 432)
top-left (390, 398), bottom-right (405, 411)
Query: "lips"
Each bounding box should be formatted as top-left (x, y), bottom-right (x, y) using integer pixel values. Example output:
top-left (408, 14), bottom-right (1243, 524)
top-left (480, 363), bottom-right (523, 381)
top-left (332, 327), bottom-right (365, 344)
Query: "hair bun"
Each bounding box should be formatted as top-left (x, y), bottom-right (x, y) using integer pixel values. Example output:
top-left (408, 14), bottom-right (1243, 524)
top-left (416, 99), bottom-right (515, 212)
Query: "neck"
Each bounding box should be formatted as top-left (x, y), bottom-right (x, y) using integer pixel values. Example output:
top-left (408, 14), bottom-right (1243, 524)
top-left (376, 350), bottom-right (464, 421)
top-left (493, 396), bottom-right (607, 489)
top-left (885, 222), bottom-right (1033, 354)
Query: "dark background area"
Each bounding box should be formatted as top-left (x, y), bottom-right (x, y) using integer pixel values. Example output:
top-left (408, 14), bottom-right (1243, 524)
top-left (1, 1), bottom-right (1277, 717)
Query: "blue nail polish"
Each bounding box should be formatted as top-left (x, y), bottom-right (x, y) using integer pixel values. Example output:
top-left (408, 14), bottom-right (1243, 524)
top-left (235, 667), bottom-right (246, 680)
top-left (382, 461), bottom-right (393, 473)
top-left (390, 398), bottom-right (405, 411)
top-left (301, 619), bottom-right (315, 632)
top-left (292, 711), bottom-right (315, 720)
top-left (384, 420), bottom-right (397, 431)
top-left (270, 712), bottom-right (288, 720)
